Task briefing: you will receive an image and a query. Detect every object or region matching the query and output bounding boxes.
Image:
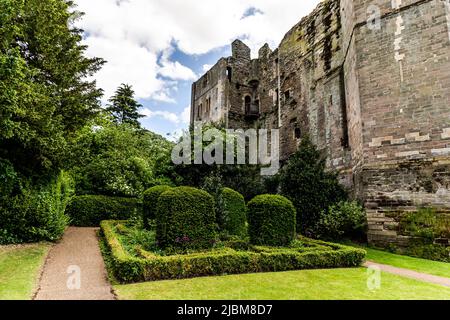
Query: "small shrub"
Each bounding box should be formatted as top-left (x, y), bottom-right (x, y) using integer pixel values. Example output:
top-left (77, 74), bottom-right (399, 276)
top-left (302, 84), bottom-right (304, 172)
top-left (316, 201), bottom-right (367, 241)
top-left (220, 188), bottom-right (247, 238)
top-left (156, 187), bottom-right (216, 250)
top-left (66, 195), bottom-right (141, 227)
top-left (247, 194), bottom-right (296, 246)
top-left (142, 185), bottom-right (172, 229)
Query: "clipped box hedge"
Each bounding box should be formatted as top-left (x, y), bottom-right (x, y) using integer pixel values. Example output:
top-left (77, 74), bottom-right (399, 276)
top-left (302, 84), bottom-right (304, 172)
top-left (156, 186), bottom-right (216, 250)
top-left (142, 185), bottom-right (172, 229)
top-left (101, 220), bottom-right (366, 283)
top-left (248, 194), bottom-right (296, 246)
top-left (66, 195), bottom-right (141, 227)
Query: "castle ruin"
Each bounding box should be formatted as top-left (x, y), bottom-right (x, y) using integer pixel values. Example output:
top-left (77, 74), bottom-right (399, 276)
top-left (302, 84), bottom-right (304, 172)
top-left (190, 0), bottom-right (450, 247)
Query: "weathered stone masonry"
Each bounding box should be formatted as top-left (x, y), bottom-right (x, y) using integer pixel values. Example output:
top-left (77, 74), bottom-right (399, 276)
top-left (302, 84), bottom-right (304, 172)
top-left (191, 0), bottom-right (450, 247)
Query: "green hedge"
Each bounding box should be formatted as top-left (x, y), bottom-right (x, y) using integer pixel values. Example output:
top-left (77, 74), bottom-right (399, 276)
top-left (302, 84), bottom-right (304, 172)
top-left (101, 220), bottom-right (366, 283)
top-left (156, 187), bottom-right (216, 250)
top-left (220, 188), bottom-right (247, 238)
top-left (66, 195), bottom-right (141, 227)
top-left (142, 185), bottom-right (172, 229)
top-left (248, 194), bottom-right (296, 246)
top-left (0, 171), bottom-right (73, 244)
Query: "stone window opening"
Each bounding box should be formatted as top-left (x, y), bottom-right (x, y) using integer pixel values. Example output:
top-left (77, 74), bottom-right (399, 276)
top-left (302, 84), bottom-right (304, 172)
top-left (244, 95), bottom-right (252, 114)
top-left (294, 127), bottom-right (301, 140)
top-left (226, 67), bottom-right (232, 82)
top-left (284, 90), bottom-right (291, 100)
top-left (339, 69), bottom-right (350, 150)
top-left (197, 103), bottom-right (203, 120)
top-left (206, 98), bottom-right (211, 117)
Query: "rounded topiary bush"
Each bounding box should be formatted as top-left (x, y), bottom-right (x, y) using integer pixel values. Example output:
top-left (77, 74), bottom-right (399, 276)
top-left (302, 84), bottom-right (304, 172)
top-left (156, 187), bottom-right (216, 250)
top-left (247, 194), bottom-right (296, 246)
top-left (219, 188), bottom-right (247, 238)
top-left (66, 195), bottom-right (141, 227)
top-left (142, 185), bottom-right (172, 229)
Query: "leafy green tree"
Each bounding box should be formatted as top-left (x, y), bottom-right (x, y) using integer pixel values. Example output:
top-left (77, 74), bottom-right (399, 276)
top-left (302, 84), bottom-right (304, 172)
top-left (0, 0), bottom-right (104, 176)
top-left (68, 115), bottom-right (174, 197)
top-left (279, 136), bottom-right (348, 237)
top-left (0, 0), bottom-right (104, 244)
top-left (107, 84), bottom-right (143, 127)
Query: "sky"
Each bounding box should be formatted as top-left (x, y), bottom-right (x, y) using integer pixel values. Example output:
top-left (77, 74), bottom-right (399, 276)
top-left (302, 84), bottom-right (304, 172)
top-left (74, 0), bottom-right (322, 141)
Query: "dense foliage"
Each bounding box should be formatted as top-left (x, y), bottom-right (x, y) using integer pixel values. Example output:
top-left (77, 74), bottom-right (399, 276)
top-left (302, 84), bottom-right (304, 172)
top-left (101, 220), bottom-right (366, 283)
top-left (219, 188), bottom-right (247, 238)
top-left (66, 195), bottom-right (141, 227)
top-left (156, 187), bottom-right (217, 250)
top-left (247, 194), bottom-right (296, 246)
top-left (279, 136), bottom-right (348, 237)
top-left (68, 116), bottom-right (174, 197)
top-left (142, 185), bottom-right (173, 229)
top-left (0, 171), bottom-right (73, 244)
top-left (316, 201), bottom-right (367, 241)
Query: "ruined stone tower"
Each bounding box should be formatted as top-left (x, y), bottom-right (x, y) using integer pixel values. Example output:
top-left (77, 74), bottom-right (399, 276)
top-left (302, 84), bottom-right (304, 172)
top-left (191, 0), bottom-right (450, 247)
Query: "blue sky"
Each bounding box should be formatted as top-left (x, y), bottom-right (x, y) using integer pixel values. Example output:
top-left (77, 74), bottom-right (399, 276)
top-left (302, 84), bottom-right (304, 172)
top-left (139, 45), bottom-right (231, 140)
top-left (74, 0), bottom-right (321, 140)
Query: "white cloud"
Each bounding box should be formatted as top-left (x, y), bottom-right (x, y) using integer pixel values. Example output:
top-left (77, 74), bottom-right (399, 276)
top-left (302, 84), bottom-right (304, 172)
top-left (74, 0), bottom-right (321, 103)
top-left (141, 108), bottom-right (180, 123)
top-left (202, 64), bottom-right (213, 72)
top-left (159, 60), bottom-right (197, 81)
top-left (180, 106), bottom-right (191, 124)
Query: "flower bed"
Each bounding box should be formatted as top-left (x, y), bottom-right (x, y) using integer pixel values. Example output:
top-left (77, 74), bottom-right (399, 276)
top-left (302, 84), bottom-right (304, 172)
top-left (100, 220), bottom-right (366, 283)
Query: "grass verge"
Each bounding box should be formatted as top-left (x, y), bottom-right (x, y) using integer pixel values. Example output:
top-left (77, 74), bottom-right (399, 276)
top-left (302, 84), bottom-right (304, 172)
top-left (0, 243), bottom-right (50, 300)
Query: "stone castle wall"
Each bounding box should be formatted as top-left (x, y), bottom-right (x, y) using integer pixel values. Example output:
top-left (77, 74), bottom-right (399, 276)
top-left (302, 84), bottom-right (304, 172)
top-left (191, 0), bottom-right (450, 247)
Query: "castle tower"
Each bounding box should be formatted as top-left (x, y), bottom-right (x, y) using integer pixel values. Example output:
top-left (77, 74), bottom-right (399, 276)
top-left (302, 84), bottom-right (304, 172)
top-left (341, 0), bottom-right (450, 246)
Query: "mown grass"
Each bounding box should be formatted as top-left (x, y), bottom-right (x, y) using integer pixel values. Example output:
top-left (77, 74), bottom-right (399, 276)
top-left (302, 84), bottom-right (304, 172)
top-left (365, 247), bottom-right (450, 279)
top-left (0, 243), bottom-right (50, 300)
top-left (114, 267), bottom-right (450, 300)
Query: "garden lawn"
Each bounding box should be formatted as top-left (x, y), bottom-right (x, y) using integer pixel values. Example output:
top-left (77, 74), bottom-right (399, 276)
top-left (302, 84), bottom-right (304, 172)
top-left (365, 247), bottom-right (450, 279)
top-left (114, 267), bottom-right (450, 300)
top-left (0, 244), bottom-right (50, 300)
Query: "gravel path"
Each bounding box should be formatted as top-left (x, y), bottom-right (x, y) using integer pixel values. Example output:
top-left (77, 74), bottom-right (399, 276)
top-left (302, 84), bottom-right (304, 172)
top-left (34, 227), bottom-right (115, 300)
top-left (364, 261), bottom-right (450, 287)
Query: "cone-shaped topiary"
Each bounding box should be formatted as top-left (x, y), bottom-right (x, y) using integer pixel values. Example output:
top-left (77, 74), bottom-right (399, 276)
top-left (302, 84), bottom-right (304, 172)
top-left (247, 194), bottom-right (296, 246)
top-left (156, 187), bottom-right (217, 250)
top-left (142, 185), bottom-right (172, 229)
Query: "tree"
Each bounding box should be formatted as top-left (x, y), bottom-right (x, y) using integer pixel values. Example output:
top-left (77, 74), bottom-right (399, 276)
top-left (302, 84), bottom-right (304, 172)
top-left (0, 0), bottom-right (104, 244)
top-left (279, 136), bottom-right (348, 237)
top-left (0, 0), bottom-right (105, 176)
top-left (68, 114), bottom-right (175, 197)
top-left (106, 84), bottom-right (144, 127)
